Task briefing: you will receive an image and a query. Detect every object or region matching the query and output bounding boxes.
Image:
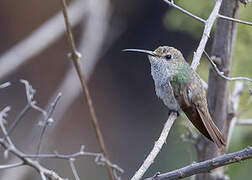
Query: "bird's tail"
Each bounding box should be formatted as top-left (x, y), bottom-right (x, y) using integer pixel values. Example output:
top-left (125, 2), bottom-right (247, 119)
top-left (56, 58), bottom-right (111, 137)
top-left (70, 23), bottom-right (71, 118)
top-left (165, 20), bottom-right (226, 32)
top-left (196, 106), bottom-right (226, 148)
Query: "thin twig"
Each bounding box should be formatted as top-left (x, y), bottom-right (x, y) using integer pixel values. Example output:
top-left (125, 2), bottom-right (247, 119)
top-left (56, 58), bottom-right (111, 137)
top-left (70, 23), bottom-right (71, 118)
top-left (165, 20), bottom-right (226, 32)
top-left (0, 103), bottom-right (122, 179)
top-left (146, 147), bottom-right (252, 180)
top-left (7, 104), bottom-right (30, 137)
top-left (163, 0), bottom-right (206, 23)
top-left (0, 82), bottom-right (11, 89)
top-left (36, 93), bottom-right (62, 155)
top-left (218, 14), bottom-right (252, 26)
top-left (227, 82), bottom-right (247, 148)
top-left (164, 0), bottom-right (223, 70)
top-left (4, 80), bottom-right (48, 140)
top-left (236, 120), bottom-right (252, 126)
top-left (0, 162), bottom-right (24, 170)
top-left (131, 112), bottom-right (178, 180)
top-left (69, 159), bottom-right (80, 180)
top-left (22, 147), bottom-right (123, 174)
top-left (61, 0), bottom-right (115, 180)
top-left (0, 106), bottom-right (14, 146)
top-left (204, 50), bottom-right (252, 82)
top-left (20, 79), bottom-right (47, 116)
top-left (0, 107), bottom-right (66, 180)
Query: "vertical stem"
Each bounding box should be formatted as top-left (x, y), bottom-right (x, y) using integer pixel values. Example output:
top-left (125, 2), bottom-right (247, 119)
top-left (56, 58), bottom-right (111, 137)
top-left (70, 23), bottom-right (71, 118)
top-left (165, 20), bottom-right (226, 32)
top-left (61, 0), bottom-right (115, 180)
top-left (197, 0), bottom-right (240, 180)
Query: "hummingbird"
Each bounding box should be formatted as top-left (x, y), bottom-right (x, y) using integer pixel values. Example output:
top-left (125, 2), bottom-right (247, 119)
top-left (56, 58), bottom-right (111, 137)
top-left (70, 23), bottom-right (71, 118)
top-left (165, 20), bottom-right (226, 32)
top-left (123, 46), bottom-right (226, 148)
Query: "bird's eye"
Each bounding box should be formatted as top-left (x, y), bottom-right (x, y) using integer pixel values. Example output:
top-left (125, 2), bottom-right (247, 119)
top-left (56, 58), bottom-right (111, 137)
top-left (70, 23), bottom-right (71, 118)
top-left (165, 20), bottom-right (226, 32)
top-left (164, 54), bottom-right (172, 60)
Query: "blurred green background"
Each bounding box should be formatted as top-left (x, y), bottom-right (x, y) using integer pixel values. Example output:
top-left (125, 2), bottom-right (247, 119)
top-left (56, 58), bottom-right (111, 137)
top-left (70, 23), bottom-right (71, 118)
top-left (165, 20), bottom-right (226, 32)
top-left (163, 1), bottom-right (252, 179)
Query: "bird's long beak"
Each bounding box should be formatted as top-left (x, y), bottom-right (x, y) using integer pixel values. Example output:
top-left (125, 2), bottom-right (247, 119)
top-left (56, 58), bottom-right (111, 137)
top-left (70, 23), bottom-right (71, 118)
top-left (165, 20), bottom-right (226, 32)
top-left (122, 49), bottom-right (158, 57)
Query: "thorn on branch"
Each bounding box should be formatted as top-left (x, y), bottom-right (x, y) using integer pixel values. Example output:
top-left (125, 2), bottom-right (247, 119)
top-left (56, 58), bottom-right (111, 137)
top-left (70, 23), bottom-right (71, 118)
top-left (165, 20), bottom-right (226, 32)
top-left (68, 51), bottom-right (82, 60)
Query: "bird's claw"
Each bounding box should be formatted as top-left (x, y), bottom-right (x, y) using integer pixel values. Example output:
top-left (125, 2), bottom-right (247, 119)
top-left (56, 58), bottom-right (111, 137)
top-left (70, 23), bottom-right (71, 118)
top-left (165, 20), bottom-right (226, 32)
top-left (169, 109), bottom-right (179, 116)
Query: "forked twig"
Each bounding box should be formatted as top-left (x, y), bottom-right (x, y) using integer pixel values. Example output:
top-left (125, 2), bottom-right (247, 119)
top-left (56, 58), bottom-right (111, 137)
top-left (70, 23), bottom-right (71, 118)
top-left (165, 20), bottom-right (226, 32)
top-left (0, 107), bottom-right (66, 180)
top-left (203, 50), bottom-right (252, 82)
top-left (164, 0), bottom-right (252, 71)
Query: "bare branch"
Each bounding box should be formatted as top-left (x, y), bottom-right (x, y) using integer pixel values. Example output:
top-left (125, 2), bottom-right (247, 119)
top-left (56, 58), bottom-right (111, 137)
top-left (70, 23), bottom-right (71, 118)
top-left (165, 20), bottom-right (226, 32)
top-left (0, 107), bottom-right (66, 180)
top-left (7, 104), bottom-right (30, 137)
top-left (131, 112), bottom-right (178, 180)
top-left (146, 147), bottom-right (252, 180)
top-left (36, 92), bottom-right (62, 155)
top-left (5, 80), bottom-right (48, 138)
top-left (40, 172), bottom-right (47, 180)
top-left (163, 0), bottom-right (206, 23)
top-left (61, 0), bottom-right (115, 179)
top-left (19, 145), bottom-right (123, 174)
top-left (0, 84), bottom-right (123, 179)
top-left (0, 162), bottom-right (24, 170)
top-left (0, 106), bottom-right (14, 146)
top-left (236, 119), bottom-right (252, 126)
top-left (0, 82), bottom-right (11, 89)
top-left (204, 51), bottom-right (252, 82)
top-left (227, 82), bottom-right (247, 147)
top-left (20, 79), bottom-right (47, 116)
top-left (191, 0), bottom-right (223, 70)
top-left (164, 0), bottom-right (224, 70)
top-left (218, 14), bottom-right (252, 26)
top-left (200, 79), bottom-right (208, 90)
top-left (69, 159), bottom-right (80, 180)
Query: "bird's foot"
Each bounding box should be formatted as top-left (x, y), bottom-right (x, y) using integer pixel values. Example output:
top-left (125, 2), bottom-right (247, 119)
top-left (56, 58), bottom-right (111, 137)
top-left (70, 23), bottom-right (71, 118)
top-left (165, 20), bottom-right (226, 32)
top-left (169, 109), bottom-right (179, 117)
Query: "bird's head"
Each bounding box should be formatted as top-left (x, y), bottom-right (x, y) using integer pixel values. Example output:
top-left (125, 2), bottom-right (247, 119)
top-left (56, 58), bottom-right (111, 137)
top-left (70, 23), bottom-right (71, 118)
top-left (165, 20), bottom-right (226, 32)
top-left (123, 46), bottom-right (184, 66)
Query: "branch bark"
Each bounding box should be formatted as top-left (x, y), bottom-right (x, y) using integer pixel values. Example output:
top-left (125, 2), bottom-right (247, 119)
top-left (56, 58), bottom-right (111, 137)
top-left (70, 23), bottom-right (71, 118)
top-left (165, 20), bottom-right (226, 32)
top-left (191, 0), bottom-right (223, 70)
top-left (131, 113), bottom-right (177, 180)
top-left (145, 147), bottom-right (252, 180)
